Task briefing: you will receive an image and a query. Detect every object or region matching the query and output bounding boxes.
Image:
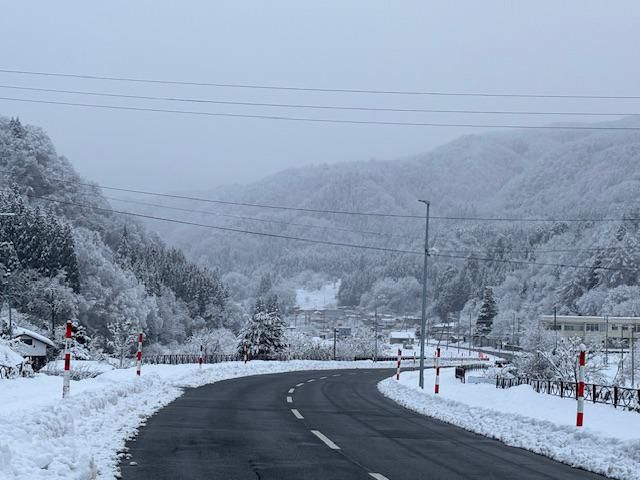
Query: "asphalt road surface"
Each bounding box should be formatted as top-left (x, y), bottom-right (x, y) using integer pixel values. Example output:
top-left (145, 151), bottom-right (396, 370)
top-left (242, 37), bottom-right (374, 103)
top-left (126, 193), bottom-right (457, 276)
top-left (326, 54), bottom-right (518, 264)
top-left (121, 368), bottom-right (607, 480)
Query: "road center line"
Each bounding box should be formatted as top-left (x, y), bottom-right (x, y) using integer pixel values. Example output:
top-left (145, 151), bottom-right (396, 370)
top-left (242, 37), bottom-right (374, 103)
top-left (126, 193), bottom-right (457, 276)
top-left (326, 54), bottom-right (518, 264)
top-left (369, 473), bottom-right (390, 480)
top-left (332, 374), bottom-right (341, 377)
top-left (307, 379), bottom-right (315, 383)
top-left (296, 382), bottom-right (305, 387)
top-left (288, 388), bottom-right (295, 394)
top-left (291, 408), bottom-right (304, 419)
top-left (286, 396), bottom-right (293, 403)
top-left (320, 376), bottom-right (328, 380)
top-left (310, 430), bottom-right (340, 450)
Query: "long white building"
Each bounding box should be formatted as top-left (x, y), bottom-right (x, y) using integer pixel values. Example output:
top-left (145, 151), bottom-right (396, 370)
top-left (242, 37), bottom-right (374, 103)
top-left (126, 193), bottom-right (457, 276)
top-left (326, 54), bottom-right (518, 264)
top-left (541, 315), bottom-right (640, 344)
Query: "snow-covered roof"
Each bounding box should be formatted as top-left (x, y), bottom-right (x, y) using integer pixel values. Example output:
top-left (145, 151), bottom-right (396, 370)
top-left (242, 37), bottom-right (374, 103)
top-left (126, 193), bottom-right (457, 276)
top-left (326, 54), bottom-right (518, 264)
top-left (13, 327), bottom-right (55, 348)
top-left (389, 331), bottom-right (416, 339)
top-left (0, 345), bottom-right (24, 367)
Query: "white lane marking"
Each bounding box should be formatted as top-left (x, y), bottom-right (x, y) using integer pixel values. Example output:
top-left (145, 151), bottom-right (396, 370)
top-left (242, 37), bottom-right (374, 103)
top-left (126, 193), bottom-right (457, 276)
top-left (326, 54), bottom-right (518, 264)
top-left (296, 382), bottom-right (305, 387)
top-left (310, 430), bottom-right (340, 450)
top-left (288, 388), bottom-right (295, 394)
top-left (286, 396), bottom-right (293, 403)
top-left (369, 474), bottom-right (390, 480)
top-left (332, 374), bottom-right (341, 377)
top-left (307, 379), bottom-right (316, 383)
top-left (320, 376), bottom-right (328, 380)
top-left (291, 408), bottom-right (304, 419)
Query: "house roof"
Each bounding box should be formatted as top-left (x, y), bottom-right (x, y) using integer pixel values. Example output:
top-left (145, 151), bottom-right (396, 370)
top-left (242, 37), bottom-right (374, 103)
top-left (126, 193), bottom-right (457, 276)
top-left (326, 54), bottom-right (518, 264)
top-left (389, 331), bottom-right (415, 339)
top-left (13, 326), bottom-right (56, 348)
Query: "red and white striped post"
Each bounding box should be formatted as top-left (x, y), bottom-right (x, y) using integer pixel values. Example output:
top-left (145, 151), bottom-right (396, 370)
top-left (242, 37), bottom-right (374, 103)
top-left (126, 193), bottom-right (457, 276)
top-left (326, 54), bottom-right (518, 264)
top-left (199, 344), bottom-right (204, 369)
top-left (396, 348), bottom-right (402, 380)
top-left (136, 332), bottom-right (143, 376)
top-left (434, 347), bottom-right (441, 394)
top-left (577, 344), bottom-right (586, 427)
top-left (62, 320), bottom-right (72, 398)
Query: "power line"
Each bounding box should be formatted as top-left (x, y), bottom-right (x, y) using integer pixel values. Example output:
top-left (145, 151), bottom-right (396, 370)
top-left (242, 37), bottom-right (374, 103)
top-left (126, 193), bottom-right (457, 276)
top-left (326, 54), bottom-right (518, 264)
top-left (23, 192), bottom-right (420, 256)
top-left (2, 96), bottom-right (640, 132)
top-left (2, 167), bottom-right (638, 223)
top-left (104, 195), bottom-right (417, 240)
top-left (2, 68), bottom-right (640, 100)
top-left (0, 84), bottom-right (635, 117)
top-left (20, 192), bottom-right (638, 273)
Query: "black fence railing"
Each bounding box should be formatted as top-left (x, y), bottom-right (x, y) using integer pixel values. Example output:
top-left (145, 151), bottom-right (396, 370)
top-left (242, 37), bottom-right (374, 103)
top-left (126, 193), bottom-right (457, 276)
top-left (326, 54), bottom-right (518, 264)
top-left (496, 376), bottom-right (640, 412)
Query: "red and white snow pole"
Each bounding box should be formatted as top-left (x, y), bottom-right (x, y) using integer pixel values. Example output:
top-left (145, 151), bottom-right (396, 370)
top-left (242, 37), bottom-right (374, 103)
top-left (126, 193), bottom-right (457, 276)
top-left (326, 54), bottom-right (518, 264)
top-left (434, 347), bottom-right (441, 394)
top-left (199, 344), bottom-right (204, 369)
top-left (396, 348), bottom-right (402, 380)
top-left (136, 332), bottom-right (143, 376)
top-left (62, 320), bottom-right (72, 398)
top-left (577, 344), bottom-right (586, 427)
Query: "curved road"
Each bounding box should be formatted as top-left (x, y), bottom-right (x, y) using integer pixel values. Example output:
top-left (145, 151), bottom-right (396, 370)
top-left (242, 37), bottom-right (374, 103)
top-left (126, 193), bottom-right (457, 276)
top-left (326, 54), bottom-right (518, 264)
top-left (121, 368), bottom-right (606, 480)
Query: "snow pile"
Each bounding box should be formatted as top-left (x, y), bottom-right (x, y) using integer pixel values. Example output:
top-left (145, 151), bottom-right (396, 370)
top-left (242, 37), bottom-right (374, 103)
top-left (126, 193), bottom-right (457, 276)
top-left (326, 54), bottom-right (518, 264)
top-left (295, 281), bottom-right (340, 309)
top-left (0, 345), bottom-right (23, 368)
top-left (0, 359), bottom-right (393, 480)
top-left (379, 369), bottom-right (640, 480)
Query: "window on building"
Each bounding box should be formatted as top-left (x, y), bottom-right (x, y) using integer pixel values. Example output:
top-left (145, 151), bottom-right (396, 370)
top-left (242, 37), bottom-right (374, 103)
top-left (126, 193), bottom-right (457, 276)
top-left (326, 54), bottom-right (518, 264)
top-left (20, 338), bottom-right (33, 346)
top-left (586, 324), bottom-right (600, 331)
top-left (612, 325), bottom-right (619, 331)
top-left (564, 325), bottom-right (577, 331)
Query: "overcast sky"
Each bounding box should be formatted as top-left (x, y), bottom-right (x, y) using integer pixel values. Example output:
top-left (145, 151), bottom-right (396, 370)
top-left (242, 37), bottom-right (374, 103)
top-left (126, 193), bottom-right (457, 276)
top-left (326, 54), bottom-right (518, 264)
top-left (1, 2), bottom-right (639, 191)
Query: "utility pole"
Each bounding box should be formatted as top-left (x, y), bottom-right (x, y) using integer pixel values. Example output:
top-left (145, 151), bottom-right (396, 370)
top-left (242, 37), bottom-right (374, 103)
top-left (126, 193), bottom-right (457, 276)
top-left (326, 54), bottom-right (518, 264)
top-left (374, 298), bottom-right (378, 362)
top-left (0, 213), bottom-right (16, 337)
top-left (333, 328), bottom-right (338, 360)
top-left (418, 199), bottom-right (430, 389)
top-left (553, 306), bottom-right (558, 354)
top-left (631, 322), bottom-right (635, 388)
top-left (605, 314), bottom-right (609, 364)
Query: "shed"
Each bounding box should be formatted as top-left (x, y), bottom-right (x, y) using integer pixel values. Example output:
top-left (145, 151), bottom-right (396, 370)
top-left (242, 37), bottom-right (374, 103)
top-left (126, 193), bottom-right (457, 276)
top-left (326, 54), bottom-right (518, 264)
top-left (389, 331), bottom-right (416, 345)
top-left (13, 326), bottom-right (55, 368)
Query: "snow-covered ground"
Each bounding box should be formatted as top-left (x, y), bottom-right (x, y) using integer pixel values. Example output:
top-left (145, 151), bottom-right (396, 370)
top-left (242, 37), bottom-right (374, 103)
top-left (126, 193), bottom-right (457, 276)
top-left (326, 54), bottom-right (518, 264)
top-left (295, 281), bottom-right (340, 310)
top-left (379, 369), bottom-right (640, 480)
top-left (0, 359), bottom-right (395, 480)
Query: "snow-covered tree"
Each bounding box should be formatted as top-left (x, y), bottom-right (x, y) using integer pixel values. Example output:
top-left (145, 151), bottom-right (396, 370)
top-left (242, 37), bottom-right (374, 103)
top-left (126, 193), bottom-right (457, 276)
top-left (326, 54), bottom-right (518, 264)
top-left (107, 317), bottom-right (138, 368)
top-left (476, 287), bottom-right (498, 335)
top-left (238, 296), bottom-right (287, 355)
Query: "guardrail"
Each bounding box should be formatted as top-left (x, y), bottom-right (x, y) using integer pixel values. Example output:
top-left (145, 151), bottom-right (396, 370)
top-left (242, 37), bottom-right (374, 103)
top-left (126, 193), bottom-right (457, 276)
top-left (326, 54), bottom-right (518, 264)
top-left (143, 354), bottom-right (489, 366)
top-left (455, 363), bottom-right (490, 383)
top-left (496, 376), bottom-right (640, 412)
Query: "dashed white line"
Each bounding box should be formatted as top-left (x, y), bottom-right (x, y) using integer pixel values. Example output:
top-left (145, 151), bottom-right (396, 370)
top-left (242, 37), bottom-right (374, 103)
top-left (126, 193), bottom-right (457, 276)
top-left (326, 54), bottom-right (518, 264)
top-left (291, 408), bottom-right (304, 419)
top-left (369, 474), bottom-right (390, 480)
top-left (332, 374), bottom-right (341, 377)
top-left (320, 376), bottom-right (328, 380)
top-left (286, 396), bottom-right (293, 403)
top-left (296, 382), bottom-right (305, 387)
top-left (310, 430), bottom-right (340, 450)
top-left (288, 388), bottom-right (295, 394)
top-left (307, 379), bottom-right (316, 383)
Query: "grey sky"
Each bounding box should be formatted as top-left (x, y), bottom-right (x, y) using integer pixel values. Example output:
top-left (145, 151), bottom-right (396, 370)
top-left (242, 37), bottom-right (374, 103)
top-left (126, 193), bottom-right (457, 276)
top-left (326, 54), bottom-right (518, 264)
top-left (1, 1), bottom-right (639, 191)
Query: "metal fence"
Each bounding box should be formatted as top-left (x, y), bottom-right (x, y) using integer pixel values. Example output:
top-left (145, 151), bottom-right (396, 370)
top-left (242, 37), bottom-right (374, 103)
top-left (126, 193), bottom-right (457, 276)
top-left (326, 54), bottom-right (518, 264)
top-left (455, 363), bottom-right (490, 383)
top-left (496, 376), bottom-right (640, 412)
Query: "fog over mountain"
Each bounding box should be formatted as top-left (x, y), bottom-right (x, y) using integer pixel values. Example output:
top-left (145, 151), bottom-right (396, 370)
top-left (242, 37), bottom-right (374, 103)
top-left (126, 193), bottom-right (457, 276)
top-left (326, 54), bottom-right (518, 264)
top-left (133, 116), bottom-right (640, 335)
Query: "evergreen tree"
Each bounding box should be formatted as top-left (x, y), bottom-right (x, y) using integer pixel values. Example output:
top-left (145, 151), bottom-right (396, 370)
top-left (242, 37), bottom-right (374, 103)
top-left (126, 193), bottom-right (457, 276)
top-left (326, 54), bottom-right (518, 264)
top-left (238, 296), bottom-right (287, 355)
top-left (476, 287), bottom-right (498, 335)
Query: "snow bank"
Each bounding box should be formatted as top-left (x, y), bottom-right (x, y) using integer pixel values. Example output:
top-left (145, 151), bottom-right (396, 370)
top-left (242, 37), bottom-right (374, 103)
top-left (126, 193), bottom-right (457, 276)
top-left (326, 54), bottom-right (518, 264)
top-left (0, 359), bottom-right (394, 480)
top-left (0, 345), bottom-right (23, 368)
top-left (379, 369), bottom-right (640, 480)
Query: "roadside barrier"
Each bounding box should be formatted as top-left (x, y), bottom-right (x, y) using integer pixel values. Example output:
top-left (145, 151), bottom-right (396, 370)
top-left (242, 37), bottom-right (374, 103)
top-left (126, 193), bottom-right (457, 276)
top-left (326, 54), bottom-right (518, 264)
top-left (455, 363), bottom-right (490, 383)
top-left (136, 333), bottom-right (143, 376)
top-left (496, 376), bottom-right (640, 413)
top-left (577, 344), bottom-right (585, 426)
top-left (434, 347), bottom-right (440, 394)
top-left (396, 349), bottom-right (402, 380)
top-left (62, 320), bottom-right (72, 398)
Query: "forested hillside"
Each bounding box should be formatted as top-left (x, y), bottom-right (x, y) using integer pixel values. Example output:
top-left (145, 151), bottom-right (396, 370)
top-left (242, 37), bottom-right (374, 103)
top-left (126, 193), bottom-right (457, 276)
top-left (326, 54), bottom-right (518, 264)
top-left (150, 117), bottom-right (640, 336)
top-left (0, 117), bottom-right (231, 354)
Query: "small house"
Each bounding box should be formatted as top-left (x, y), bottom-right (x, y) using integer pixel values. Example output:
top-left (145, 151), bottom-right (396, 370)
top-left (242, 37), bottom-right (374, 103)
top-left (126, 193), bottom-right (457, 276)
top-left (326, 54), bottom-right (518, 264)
top-left (13, 326), bottom-right (55, 369)
top-left (389, 331), bottom-right (416, 346)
